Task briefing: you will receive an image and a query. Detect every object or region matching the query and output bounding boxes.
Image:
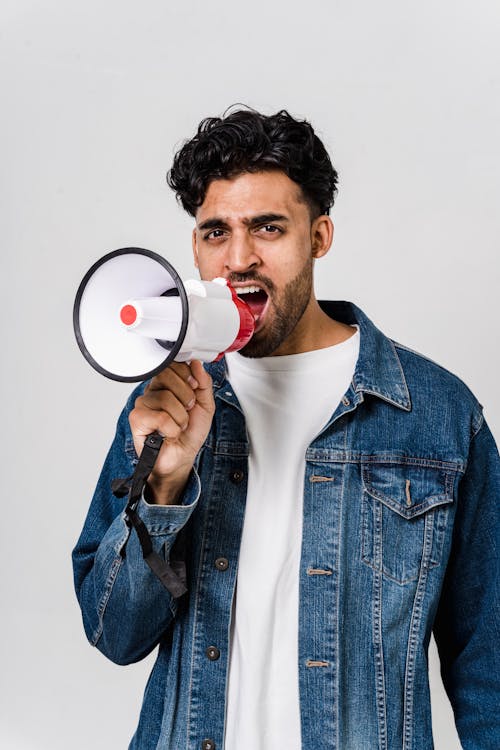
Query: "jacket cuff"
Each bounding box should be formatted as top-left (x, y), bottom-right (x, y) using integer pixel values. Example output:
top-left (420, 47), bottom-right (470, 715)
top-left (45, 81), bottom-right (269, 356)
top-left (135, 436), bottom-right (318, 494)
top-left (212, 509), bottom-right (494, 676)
top-left (131, 466), bottom-right (201, 534)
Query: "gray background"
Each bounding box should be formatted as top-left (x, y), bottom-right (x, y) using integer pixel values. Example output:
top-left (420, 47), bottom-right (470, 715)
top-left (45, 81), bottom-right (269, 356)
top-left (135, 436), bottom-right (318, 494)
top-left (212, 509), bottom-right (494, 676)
top-left (1, 1), bottom-right (499, 748)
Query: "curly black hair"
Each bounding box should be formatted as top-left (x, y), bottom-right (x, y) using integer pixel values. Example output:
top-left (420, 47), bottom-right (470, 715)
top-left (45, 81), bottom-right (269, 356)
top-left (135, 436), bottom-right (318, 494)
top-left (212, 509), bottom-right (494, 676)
top-left (167, 106), bottom-right (338, 218)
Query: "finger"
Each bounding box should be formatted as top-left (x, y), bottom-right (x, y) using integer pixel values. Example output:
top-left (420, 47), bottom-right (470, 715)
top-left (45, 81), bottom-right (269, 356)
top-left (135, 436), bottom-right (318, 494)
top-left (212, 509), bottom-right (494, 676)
top-left (130, 404), bottom-right (186, 441)
top-left (149, 361), bottom-right (191, 385)
top-left (138, 390), bottom-right (190, 429)
top-left (170, 361), bottom-right (199, 389)
top-left (146, 366), bottom-right (196, 408)
top-left (188, 360), bottom-right (214, 411)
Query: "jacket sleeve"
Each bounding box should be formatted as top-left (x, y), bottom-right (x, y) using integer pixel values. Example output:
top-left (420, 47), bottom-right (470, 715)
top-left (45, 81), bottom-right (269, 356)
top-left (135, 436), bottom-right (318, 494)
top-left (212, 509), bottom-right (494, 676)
top-left (72, 385), bottom-right (201, 666)
top-left (433, 413), bottom-right (500, 749)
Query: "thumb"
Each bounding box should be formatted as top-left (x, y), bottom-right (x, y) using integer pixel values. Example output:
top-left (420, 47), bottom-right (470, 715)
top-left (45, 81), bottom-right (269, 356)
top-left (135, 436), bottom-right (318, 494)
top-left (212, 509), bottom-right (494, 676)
top-left (189, 360), bottom-right (215, 411)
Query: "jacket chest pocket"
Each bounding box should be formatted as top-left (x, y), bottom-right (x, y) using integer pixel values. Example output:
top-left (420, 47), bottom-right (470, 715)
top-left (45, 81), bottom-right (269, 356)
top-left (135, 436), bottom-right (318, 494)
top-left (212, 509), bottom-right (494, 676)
top-left (361, 463), bottom-right (455, 584)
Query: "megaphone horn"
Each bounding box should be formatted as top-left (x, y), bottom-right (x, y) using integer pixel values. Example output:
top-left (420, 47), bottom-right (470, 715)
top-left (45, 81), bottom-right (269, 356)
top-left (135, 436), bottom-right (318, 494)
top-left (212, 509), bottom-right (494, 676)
top-left (73, 247), bottom-right (255, 382)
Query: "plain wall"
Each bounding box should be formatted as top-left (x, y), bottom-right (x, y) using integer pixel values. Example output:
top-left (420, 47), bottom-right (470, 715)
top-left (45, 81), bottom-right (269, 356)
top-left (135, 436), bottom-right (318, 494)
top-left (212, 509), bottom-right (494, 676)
top-left (1, 1), bottom-right (499, 747)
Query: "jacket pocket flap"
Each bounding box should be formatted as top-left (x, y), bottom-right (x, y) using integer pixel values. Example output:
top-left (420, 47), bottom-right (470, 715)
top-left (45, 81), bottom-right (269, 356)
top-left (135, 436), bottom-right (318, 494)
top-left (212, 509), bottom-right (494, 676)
top-left (362, 463), bottom-right (454, 519)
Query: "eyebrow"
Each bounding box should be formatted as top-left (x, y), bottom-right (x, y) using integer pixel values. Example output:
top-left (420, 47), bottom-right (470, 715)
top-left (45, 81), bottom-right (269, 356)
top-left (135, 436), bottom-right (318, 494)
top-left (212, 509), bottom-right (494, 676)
top-left (197, 213), bottom-right (290, 232)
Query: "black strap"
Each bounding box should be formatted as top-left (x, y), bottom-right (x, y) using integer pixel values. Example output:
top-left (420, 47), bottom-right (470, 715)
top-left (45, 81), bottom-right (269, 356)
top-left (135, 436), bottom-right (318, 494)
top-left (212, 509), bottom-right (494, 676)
top-left (116, 431), bottom-right (188, 599)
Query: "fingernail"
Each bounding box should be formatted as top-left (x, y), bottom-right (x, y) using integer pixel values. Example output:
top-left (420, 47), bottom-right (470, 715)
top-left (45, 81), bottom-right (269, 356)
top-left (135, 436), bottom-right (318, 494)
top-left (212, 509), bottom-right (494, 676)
top-left (186, 398), bottom-right (196, 410)
top-left (188, 376), bottom-right (199, 388)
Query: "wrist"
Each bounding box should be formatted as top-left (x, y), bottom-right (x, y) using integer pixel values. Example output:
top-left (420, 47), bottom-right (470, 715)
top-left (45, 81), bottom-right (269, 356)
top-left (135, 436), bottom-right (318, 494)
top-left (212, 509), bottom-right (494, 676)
top-left (146, 467), bottom-right (192, 506)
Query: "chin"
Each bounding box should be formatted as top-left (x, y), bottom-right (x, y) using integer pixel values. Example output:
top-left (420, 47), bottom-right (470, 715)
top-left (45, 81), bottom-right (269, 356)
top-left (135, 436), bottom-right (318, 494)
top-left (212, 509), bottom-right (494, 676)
top-left (237, 330), bottom-right (281, 359)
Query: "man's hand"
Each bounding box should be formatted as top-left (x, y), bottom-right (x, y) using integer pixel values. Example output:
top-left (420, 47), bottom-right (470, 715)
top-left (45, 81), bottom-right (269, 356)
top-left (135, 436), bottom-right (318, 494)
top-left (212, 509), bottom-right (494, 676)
top-left (129, 360), bottom-right (215, 505)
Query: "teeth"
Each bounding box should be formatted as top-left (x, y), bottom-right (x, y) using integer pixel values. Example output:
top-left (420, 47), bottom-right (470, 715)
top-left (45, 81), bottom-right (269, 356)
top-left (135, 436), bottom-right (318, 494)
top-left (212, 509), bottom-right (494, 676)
top-left (236, 286), bottom-right (262, 295)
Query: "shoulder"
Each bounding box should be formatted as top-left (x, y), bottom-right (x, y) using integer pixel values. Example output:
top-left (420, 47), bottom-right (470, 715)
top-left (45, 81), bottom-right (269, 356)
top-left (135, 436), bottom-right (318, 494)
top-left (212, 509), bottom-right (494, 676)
top-left (392, 339), bottom-right (484, 437)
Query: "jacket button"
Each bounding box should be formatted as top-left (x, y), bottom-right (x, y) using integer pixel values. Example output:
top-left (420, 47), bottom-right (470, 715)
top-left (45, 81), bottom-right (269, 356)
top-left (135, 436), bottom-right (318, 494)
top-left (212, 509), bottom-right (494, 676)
top-left (206, 646), bottom-right (220, 661)
top-left (215, 557), bottom-right (229, 571)
top-left (202, 741), bottom-right (215, 750)
top-left (230, 469), bottom-right (244, 483)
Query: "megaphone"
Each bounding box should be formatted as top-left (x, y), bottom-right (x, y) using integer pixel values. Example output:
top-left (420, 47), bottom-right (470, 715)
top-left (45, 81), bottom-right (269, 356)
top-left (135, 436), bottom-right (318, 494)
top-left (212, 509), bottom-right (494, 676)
top-left (73, 247), bottom-right (255, 382)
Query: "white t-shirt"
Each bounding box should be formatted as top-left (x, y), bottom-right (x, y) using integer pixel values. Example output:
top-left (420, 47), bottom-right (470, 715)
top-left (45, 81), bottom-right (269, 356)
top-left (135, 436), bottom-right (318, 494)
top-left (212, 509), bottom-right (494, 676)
top-left (223, 328), bottom-right (360, 750)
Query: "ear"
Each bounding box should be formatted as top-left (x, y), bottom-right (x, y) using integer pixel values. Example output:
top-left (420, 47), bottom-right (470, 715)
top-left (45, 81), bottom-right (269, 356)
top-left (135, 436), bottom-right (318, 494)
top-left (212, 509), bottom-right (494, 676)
top-left (311, 215), bottom-right (334, 259)
top-left (192, 227), bottom-right (199, 268)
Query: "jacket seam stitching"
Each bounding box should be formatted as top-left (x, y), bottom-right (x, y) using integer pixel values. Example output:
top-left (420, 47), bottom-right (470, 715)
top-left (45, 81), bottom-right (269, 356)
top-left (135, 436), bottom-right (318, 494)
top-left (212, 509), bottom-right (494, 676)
top-left (471, 409), bottom-right (484, 439)
top-left (403, 512), bottom-right (433, 749)
top-left (185, 459), bottom-right (218, 750)
top-left (389, 338), bottom-right (411, 406)
top-left (307, 454), bottom-right (465, 472)
top-left (333, 425), bottom-right (348, 750)
top-left (91, 555), bottom-right (123, 646)
top-left (372, 504), bottom-right (388, 750)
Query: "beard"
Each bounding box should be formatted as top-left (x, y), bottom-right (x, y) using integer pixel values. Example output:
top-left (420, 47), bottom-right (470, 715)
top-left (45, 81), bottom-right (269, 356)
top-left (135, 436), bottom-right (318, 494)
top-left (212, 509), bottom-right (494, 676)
top-left (236, 255), bottom-right (314, 358)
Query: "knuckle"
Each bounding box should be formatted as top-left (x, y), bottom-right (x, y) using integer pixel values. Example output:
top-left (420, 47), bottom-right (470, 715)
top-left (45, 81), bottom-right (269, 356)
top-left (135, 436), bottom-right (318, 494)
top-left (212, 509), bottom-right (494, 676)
top-left (159, 415), bottom-right (180, 439)
top-left (170, 361), bottom-right (189, 375)
top-left (149, 369), bottom-right (171, 390)
top-left (166, 425), bottom-right (182, 441)
top-left (163, 393), bottom-right (184, 418)
top-left (168, 380), bottom-right (192, 406)
top-left (163, 389), bottom-right (177, 407)
top-left (129, 407), bottom-right (140, 428)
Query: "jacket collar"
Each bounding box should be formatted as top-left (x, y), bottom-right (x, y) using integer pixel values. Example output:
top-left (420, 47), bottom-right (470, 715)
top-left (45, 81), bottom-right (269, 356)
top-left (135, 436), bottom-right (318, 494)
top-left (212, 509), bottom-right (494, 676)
top-left (319, 301), bottom-right (411, 411)
top-left (207, 301), bottom-right (411, 412)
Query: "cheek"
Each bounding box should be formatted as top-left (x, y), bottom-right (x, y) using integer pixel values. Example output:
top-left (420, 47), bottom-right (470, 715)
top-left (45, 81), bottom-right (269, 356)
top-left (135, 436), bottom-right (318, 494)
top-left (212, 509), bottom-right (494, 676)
top-left (196, 257), bottom-right (222, 281)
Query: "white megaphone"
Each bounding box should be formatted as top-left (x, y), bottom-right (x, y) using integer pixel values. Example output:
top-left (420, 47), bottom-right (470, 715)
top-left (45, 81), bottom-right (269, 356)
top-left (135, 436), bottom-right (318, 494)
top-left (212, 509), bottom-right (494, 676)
top-left (73, 248), bottom-right (255, 382)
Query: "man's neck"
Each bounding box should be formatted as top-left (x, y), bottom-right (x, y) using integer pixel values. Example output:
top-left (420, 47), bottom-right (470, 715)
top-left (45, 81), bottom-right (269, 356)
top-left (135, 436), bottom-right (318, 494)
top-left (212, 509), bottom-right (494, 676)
top-left (272, 298), bottom-right (356, 356)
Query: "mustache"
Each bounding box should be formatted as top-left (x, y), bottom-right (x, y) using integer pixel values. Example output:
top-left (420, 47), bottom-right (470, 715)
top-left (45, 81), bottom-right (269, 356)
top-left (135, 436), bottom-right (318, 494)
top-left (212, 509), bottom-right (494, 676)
top-left (228, 272), bottom-right (275, 294)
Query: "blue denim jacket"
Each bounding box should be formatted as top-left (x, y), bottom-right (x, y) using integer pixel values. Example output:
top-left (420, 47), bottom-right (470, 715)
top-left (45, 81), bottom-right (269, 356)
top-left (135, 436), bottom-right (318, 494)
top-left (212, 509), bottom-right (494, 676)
top-left (72, 301), bottom-right (500, 750)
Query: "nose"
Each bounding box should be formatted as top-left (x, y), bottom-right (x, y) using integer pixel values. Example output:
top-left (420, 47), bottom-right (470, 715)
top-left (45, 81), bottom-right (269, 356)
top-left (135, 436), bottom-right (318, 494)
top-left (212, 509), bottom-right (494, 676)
top-left (224, 234), bottom-right (260, 274)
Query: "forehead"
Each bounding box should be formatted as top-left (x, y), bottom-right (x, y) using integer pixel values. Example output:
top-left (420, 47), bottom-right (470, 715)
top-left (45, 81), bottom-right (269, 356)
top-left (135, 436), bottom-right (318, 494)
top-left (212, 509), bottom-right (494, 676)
top-left (196, 170), bottom-right (307, 222)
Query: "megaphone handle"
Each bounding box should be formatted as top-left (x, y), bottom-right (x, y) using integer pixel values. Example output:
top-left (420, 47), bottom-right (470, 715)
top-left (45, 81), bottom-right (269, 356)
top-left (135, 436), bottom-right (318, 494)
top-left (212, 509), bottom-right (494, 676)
top-left (119, 431), bottom-right (188, 599)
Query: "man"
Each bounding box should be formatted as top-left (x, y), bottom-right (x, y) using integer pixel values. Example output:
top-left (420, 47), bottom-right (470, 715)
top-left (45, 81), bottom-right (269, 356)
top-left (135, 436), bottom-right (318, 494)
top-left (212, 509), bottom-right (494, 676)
top-left (73, 108), bottom-right (500, 750)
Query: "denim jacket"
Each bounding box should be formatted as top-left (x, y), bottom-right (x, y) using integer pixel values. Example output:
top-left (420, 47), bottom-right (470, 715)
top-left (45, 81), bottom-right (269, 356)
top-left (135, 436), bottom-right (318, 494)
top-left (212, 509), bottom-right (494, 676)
top-left (72, 301), bottom-right (500, 750)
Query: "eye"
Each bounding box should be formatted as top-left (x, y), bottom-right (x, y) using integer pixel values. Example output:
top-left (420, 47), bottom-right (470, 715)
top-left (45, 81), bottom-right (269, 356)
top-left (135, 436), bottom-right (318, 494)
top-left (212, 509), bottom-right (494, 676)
top-left (256, 224), bottom-right (283, 235)
top-left (204, 228), bottom-right (226, 240)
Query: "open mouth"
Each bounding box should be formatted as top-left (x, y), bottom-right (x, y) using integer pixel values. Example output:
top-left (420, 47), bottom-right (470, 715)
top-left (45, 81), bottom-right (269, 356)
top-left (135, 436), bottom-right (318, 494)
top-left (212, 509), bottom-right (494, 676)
top-left (235, 285), bottom-right (269, 323)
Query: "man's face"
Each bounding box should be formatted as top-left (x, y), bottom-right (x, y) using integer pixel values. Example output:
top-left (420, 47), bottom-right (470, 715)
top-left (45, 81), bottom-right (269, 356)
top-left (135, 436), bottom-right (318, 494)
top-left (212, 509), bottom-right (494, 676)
top-left (192, 170), bottom-right (332, 357)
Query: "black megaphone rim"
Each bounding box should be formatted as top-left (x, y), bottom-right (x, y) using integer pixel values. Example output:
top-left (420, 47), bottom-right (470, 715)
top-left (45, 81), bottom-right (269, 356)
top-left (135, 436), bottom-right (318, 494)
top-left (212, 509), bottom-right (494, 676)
top-left (73, 247), bottom-right (190, 383)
